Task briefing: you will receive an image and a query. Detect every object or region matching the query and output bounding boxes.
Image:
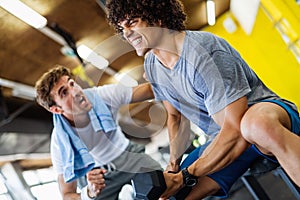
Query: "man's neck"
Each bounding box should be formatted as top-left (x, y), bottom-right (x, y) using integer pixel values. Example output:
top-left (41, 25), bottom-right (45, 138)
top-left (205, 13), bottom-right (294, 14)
top-left (152, 31), bottom-right (185, 70)
top-left (64, 113), bottom-right (90, 128)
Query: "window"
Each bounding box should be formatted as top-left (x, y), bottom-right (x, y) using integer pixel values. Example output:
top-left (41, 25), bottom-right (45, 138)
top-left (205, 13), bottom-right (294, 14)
top-left (22, 168), bottom-right (62, 200)
top-left (0, 172), bottom-right (12, 200)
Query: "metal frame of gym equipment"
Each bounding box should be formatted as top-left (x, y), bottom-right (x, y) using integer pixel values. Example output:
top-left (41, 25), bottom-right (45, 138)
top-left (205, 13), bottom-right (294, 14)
top-left (241, 165), bottom-right (300, 200)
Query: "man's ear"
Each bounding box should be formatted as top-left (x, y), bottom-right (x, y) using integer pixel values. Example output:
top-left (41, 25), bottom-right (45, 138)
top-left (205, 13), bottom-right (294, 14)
top-left (49, 105), bottom-right (63, 114)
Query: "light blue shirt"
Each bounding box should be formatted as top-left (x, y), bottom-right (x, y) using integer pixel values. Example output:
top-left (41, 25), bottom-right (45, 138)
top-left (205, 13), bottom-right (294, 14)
top-left (145, 31), bottom-right (296, 137)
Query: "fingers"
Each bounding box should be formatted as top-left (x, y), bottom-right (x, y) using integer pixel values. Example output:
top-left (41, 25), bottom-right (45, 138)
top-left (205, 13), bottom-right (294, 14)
top-left (87, 179), bottom-right (106, 197)
top-left (86, 168), bottom-right (107, 197)
top-left (87, 168), bottom-right (107, 182)
top-left (91, 168), bottom-right (107, 175)
top-left (88, 182), bottom-right (105, 197)
top-left (87, 174), bottom-right (106, 187)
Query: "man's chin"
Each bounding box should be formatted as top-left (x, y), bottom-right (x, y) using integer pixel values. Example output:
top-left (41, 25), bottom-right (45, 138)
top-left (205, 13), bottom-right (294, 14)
top-left (80, 102), bottom-right (92, 111)
top-left (86, 104), bottom-right (93, 111)
top-left (135, 48), bottom-right (149, 57)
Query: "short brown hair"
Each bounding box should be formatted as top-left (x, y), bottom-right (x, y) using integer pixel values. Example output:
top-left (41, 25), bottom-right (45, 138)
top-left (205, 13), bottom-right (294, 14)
top-left (35, 65), bottom-right (73, 110)
top-left (106, 0), bottom-right (187, 35)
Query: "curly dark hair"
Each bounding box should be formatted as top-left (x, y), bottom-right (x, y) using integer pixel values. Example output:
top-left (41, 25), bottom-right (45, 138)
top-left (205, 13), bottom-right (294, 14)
top-left (106, 0), bottom-right (187, 34)
top-left (35, 65), bottom-right (73, 110)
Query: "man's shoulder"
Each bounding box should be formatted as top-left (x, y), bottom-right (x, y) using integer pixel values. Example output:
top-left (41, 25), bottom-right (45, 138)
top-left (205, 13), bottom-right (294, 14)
top-left (186, 30), bottom-right (214, 38)
top-left (83, 84), bottom-right (120, 92)
top-left (84, 84), bottom-right (132, 108)
top-left (83, 85), bottom-right (115, 99)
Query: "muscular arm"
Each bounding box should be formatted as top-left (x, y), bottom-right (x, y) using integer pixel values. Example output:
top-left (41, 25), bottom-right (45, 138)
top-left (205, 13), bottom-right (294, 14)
top-left (160, 97), bottom-right (251, 198)
top-left (163, 101), bottom-right (191, 171)
top-left (130, 82), bottom-right (154, 103)
top-left (189, 96), bottom-right (250, 176)
top-left (58, 175), bottom-right (80, 200)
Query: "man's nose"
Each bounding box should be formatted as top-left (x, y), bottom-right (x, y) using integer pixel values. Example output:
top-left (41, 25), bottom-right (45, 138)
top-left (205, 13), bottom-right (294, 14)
top-left (71, 89), bottom-right (81, 100)
top-left (123, 27), bottom-right (132, 39)
top-left (69, 85), bottom-right (80, 98)
top-left (70, 89), bottom-right (77, 97)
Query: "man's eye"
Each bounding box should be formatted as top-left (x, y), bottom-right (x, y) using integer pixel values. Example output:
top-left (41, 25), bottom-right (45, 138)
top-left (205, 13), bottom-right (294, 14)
top-left (129, 19), bottom-right (137, 26)
top-left (61, 89), bottom-right (68, 97)
top-left (117, 26), bottom-right (124, 33)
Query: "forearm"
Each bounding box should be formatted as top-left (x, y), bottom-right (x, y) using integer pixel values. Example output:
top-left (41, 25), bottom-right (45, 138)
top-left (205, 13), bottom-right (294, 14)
top-left (61, 184), bottom-right (98, 200)
top-left (188, 129), bottom-right (249, 177)
top-left (59, 184), bottom-right (81, 200)
top-left (58, 175), bottom-right (88, 200)
top-left (62, 193), bottom-right (81, 200)
top-left (168, 113), bottom-right (191, 167)
top-left (187, 96), bottom-right (250, 177)
top-left (131, 82), bottom-right (154, 103)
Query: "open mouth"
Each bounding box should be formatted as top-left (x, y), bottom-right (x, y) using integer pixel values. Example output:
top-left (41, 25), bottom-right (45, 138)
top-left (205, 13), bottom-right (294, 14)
top-left (131, 37), bottom-right (142, 48)
top-left (79, 96), bottom-right (87, 105)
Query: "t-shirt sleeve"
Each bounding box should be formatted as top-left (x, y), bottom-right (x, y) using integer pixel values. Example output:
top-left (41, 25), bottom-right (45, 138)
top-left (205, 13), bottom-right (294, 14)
top-left (50, 127), bottom-right (63, 175)
top-left (151, 82), bottom-right (167, 101)
top-left (97, 84), bottom-right (133, 115)
top-left (193, 51), bottom-right (251, 115)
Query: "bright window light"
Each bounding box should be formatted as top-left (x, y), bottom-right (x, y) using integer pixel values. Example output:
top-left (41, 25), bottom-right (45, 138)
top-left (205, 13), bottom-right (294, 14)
top-left (0, 194), bottom-right (12, 200)
top-left (77, 44), bottom-right (109, 70)
top-left (0, 0), bottom-right (47, 29)
top-left (30, 182), bottom-right (62, 200)
top-left (0, 179), bottom-right (7, 194)
top-left (0, 78), bottom-right (36, 100)
top-left (22, 171), bottom-right (40, 186)
top-left (206, 0), bottom-right (216, 26)
top-left (22, 168), bottom-right (62, 200)
top-left (114, 72), bottom-right (138, 87)
top-left (230, 0), bottom-right (260, 35)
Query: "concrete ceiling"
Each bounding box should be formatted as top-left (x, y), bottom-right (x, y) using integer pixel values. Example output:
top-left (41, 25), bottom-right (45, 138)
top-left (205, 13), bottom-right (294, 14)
top-left (0, 0), bottom-right (230, 167)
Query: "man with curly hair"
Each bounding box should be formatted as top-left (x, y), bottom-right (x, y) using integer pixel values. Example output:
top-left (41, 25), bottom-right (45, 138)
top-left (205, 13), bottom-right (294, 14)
top-left (106, 0), bottom-right (300, 199)
top-left (35, 65), bottom-right (162, 200)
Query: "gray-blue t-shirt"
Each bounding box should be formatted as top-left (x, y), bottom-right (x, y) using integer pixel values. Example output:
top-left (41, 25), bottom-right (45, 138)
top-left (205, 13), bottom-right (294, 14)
top-left (144, 31), bottom-right (296, 137)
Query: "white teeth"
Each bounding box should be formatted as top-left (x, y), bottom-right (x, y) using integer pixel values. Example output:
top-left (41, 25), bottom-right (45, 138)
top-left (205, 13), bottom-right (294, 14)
top-left (132, 38), bottom-right (142, 47)
top-left (79, 96), bottom-right (85, 103)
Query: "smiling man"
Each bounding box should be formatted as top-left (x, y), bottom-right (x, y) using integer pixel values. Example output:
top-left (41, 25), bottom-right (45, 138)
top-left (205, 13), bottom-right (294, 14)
top-left (106, 0), bottom-right (300, 199)
top-left (35, 65), bottom-right (161, 200)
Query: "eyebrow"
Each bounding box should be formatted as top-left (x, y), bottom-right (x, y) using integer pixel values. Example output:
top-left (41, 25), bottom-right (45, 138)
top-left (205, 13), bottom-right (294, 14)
top-left (119, 17), bottom-right (137, 27)
top-left (57, 86), bottom-right (64, 97)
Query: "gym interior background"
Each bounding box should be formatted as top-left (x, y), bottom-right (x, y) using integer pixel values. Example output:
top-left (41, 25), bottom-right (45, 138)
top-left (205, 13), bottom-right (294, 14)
top-left (0, 0), bottom-right (300, 199)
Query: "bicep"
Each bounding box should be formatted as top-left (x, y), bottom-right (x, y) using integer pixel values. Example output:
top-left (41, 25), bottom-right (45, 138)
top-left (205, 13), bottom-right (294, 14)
top-left (212, 96), bottom-right (248, 132)
top-left (199, 97), bottom-right (250, 166)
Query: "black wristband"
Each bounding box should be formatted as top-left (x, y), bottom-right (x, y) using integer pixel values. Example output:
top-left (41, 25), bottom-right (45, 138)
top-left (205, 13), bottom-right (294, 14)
top-left (181, 167), bottom-right (198, 187)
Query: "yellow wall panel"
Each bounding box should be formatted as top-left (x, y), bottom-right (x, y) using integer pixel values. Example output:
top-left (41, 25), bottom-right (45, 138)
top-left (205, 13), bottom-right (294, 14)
top-left (203, 3), bottom-right (300, 108)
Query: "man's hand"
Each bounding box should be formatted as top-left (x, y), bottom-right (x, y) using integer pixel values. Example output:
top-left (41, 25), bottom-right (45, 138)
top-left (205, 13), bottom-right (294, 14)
top-left (86, 168), bottom-right (107, 198)
top-left (159, 171), bottom-right (184, 199)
